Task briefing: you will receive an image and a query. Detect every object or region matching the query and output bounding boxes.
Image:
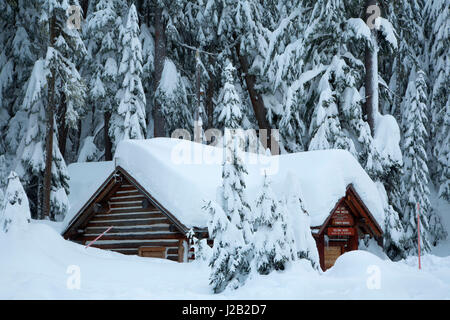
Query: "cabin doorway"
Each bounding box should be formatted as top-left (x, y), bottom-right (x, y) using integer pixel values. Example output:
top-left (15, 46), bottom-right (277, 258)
top-left (323, 236), bottom-right (358, 269)
top-left (324, 245), bottom-right (342, 269)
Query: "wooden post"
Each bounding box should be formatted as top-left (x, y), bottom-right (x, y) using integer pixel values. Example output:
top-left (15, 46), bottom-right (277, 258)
top-left (178, 239), bottom-right (185, 263)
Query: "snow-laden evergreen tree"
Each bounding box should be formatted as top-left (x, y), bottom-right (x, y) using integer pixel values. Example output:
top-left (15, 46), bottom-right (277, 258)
top-left (301, 1), bottom-right (388, 160)
top-left (207, 79), bottom-right (253, 292)
top-left (375, 181), bottom-right (406, 260)
top-left (400, 68), bottom-right (438, 254)
top-left (262, 1), bottom-right (309, 152)
top-left (215, 62), bottom-right (246, 130)
top-left (2, 0), bottom-right (43, 159)
top-left (155, 58), bottom-right (192, 136)
top-left (138, 22), bottom-right (154, 135)
top-left (77, 136), bottom-right (101, 162)
top-left (136, 0), bottom-right (186, 138)
top-left (15, 58), bottom-right (70, 220)
top-left (205, 200), bottom-right (250, 293)
top-left (84, 0), bottom-right (126, 160)
top-left (0, 1), bottom-right (16, 148)
top-left (434, 102), bottom-right (450, 202)
top-left (284, 173), bottom-right (319, 268)
top-left (252, 172), bottom-right (295, 274)
top-left (11, 0), bottom-right (86, 220)
top-left (386, 0), bottom-right (424, 119)
top-left (424, 0), bottom-right (449, 202)
top-left (191, 236), bottom-right (212, 262)
top-left (0, 155), bottom-right (6, 209)
top-left (0, 155), bottom-right (7, 190)
top-left (0, 171), bottom-right (31, 233)
top-left (110, 4), bottom-right (147, 150)
top-left (216, 0), bottom-right (272, 136)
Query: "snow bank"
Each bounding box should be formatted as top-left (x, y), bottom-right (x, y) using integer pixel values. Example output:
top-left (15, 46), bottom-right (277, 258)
top-left (0, 222), bottom-right (210, 299)
top-left (0, 222), bottom-right (450, 300)
top-left (113, 138), bottom-right (385, 229)
top-left (1, 223), bottom-right (449, 299)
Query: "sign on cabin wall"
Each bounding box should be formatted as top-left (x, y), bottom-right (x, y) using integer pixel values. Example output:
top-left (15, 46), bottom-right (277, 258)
top-left (327, 227), bottom-right (355, 236)
top-left (331, 206), bottom-right (354, 226)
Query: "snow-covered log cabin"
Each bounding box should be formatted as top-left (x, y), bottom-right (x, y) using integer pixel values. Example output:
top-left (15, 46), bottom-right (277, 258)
top-left (62, 138), bottom-right (384, 270)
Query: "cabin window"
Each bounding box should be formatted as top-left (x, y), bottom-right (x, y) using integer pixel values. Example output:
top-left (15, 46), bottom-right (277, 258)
top-left (138, 246), bottom-right (166, 259)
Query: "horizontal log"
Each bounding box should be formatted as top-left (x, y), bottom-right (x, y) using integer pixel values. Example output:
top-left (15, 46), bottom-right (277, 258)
top-left (120, 184), bottom-right (134, 188)
top-left (81, 233), bottom-right (185, 241)
top-left (95, 210), bottom-right (162, 217)
top-left (117, 186), bottom-right (138, 192)
top-left (87, 218), bottom-right (170, 228)
top-left (109, 196), bottom-right (146, 203)
top-left (84, 230), bottom-right (178, 237)
top-left (110, 191), bottom-right (141, 198)
top-left (90, 241), bottom-right (181, 249)
top-left (108, 207), bottom-right (162, 214)
top-left (85, 225), bottom-right (171, 234)
top-left (91, 212), bottom-right (165, 222)
top-left (109, 202), bottom-right (144, 209)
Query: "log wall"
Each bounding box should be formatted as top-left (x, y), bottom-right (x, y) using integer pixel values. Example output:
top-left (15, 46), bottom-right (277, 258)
top-left (75, 181), bottom-right (188, 262)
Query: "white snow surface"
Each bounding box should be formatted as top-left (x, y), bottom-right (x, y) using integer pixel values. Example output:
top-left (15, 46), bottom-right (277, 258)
top-left (374, 113), bottom-right (403, 165)
top-left (1, 222), bottom-right (449, 299)
top-left (105, 138), bottom-right (385, 229)
top-left (63, 161), bottom-right (115, 230)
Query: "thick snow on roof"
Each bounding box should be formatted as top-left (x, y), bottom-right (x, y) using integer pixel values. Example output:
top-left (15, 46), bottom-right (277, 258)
top-left (63, 161), bottom-right (115, 231)
top-left (112, 138), bottom-right (385, 229)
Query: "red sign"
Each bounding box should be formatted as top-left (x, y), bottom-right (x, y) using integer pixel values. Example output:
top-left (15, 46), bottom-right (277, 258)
top-left (332, 217), bottom-right (353, 226)
top-left (331, 207), bottom-right (354, 226)
top-left (327, 227), bottom-right (355, 236)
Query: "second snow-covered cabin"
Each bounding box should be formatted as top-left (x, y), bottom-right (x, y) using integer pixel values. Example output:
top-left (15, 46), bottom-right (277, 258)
top-left (62, 138), bottom-right (384, 270)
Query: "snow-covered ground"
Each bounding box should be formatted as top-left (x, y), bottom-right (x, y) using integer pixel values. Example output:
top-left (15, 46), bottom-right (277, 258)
top-left (1, 222), bottom-right (449, 299)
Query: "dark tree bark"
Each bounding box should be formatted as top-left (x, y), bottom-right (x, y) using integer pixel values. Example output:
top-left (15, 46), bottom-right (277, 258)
top-left (234, 42), bottom-right (279, 154)
top-left (57, 95), bottom-right (68, 159)
top-left (153, 6), bottom-right (167, 137)
top-left (43, 15), bottom-right (57, 219)
top-left (205, 64), bottom-right (216, 129)
top-left (73, 118), bottom-right (83, 161)
top-left (104, 111), bottom-right (113, 161)
top-left (80, 0), bottom-right (89, 18)
top-left (234, 42), bottom-right (270, 132)
top-left (363, 0), bottom-right (379, 136)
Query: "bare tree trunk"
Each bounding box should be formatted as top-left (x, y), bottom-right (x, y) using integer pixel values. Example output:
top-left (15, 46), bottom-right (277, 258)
top-left (37, 176), bottom-right (43, 220)
top-left (234, 42), bottom-right (270, 131)
top-left (363, 0), bottom-right (379, 136)
top-left (72, 118), bottom-right (83, 162)
top-left (42, 77), bottom-right (55, 219)
top-left (205, 77), bottom-right (215, 129)
top-left (104, 111), bottom-right (113, 161)
top-left (153, 6), bottom-right (166, 137)
top-left (43, 15), bottom-right (57, 220)
top-left (234, 42), bottom-right (279, 153)
top-left (58, 95), bottom-right (68, 159)
top-left (80, 0), bottom-right (89, 18)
